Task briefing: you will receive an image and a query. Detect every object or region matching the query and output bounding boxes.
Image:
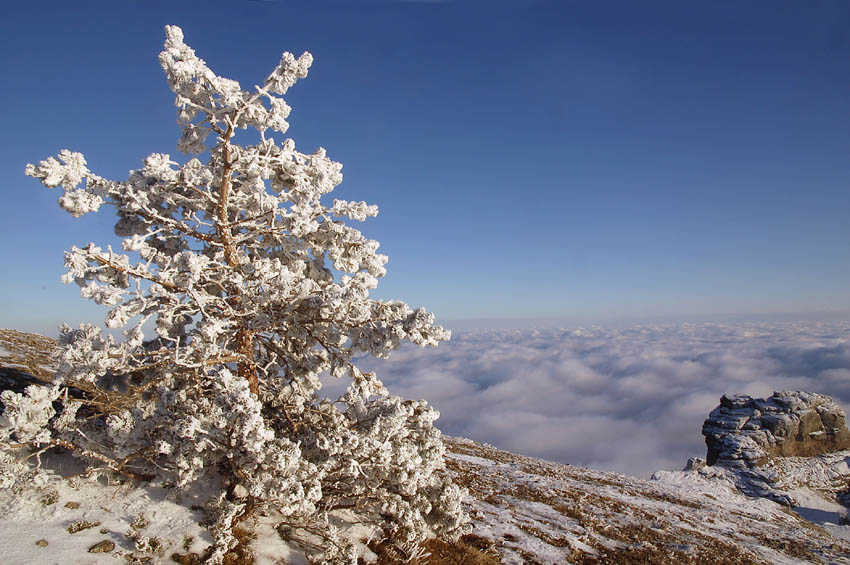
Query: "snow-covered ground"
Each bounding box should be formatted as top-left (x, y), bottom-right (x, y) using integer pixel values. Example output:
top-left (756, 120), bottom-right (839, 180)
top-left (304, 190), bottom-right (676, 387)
top-left (445, 437), bottom-right (850, 564)
top-left (0, 466), bottom-right (210, 564)
top-left (1, 436), bottom-right (849, 564)
top-left (3, 328), bottom-right (850, 563)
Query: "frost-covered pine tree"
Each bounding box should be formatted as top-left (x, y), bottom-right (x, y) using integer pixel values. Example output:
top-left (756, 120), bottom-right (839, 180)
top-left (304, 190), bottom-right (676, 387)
top-left (8, 25), bottom-right (467, 563)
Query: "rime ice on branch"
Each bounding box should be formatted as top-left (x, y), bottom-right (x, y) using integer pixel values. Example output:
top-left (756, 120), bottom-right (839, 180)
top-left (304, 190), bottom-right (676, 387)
top-left (13, 25), bottom-right (467, 564)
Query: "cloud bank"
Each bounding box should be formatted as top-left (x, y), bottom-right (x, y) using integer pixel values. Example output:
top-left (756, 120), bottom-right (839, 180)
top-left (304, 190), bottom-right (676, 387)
top-left (326, 321), bottom-right (850, 478)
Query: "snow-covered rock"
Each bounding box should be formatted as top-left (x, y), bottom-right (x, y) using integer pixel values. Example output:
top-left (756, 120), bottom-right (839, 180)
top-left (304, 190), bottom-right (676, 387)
top-left (703, 391), bottom-right (850, 468)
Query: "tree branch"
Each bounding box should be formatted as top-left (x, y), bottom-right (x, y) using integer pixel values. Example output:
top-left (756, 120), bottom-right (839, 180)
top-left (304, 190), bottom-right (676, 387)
top-left (91, 254), bottom-right (180, 292)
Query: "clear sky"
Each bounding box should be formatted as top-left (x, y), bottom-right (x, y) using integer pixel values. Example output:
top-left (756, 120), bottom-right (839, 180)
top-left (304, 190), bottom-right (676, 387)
top-left (2, 1), bottom-right (849, 335)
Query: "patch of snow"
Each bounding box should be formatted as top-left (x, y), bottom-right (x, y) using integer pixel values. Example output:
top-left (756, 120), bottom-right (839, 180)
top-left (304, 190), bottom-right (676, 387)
top-left (0, 467), bottom-right (210, 563)
top-left (789, 487), bottom-right (848, 525)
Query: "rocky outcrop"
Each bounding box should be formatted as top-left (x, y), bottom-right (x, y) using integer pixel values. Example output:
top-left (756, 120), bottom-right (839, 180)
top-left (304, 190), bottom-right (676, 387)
top-left (702, 391), bottom-right (850, 468)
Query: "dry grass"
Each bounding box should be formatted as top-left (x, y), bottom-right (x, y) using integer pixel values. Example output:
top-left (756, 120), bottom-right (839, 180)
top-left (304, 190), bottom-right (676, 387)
top-left (366, 534), bottom-right (502, 565)
top-left (0, 328), bottom-right (56, 379)
top-left (170, 526), bottom-right (256, 565)
top-left (221, 526), bottom-right (257, 565)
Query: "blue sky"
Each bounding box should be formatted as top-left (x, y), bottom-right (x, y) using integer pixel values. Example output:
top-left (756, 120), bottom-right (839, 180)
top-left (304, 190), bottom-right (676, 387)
top-left (2, 1), bottom-right (849, 335)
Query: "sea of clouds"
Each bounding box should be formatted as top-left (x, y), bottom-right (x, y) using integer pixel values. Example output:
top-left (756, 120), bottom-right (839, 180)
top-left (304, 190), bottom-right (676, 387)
top-left (329, 320), bottom-right (850, 478)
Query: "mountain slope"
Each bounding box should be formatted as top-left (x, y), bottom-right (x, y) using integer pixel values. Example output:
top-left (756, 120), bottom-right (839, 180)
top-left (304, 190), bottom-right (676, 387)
top-left (444, 437), bottom-right (850, 564)
top-left (2, 328), bottom-right (850, 563)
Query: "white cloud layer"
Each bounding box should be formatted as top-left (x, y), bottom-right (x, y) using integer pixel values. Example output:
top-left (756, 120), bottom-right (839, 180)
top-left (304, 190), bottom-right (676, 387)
top-left (325, 321), bottom-right (850, 478)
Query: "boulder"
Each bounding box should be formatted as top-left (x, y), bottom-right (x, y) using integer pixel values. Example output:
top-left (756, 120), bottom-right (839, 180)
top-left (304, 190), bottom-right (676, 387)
top-left (702, 391), bottom-right (850, 468)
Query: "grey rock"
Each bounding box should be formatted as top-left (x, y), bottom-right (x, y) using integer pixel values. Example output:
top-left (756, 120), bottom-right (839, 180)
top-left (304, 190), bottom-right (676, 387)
top-left (720, 394), bottom-right (754, 409)
top-left (703, 391), bottom-right (850, 468)
top-left (683, 457), bottom-right (705, 471)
